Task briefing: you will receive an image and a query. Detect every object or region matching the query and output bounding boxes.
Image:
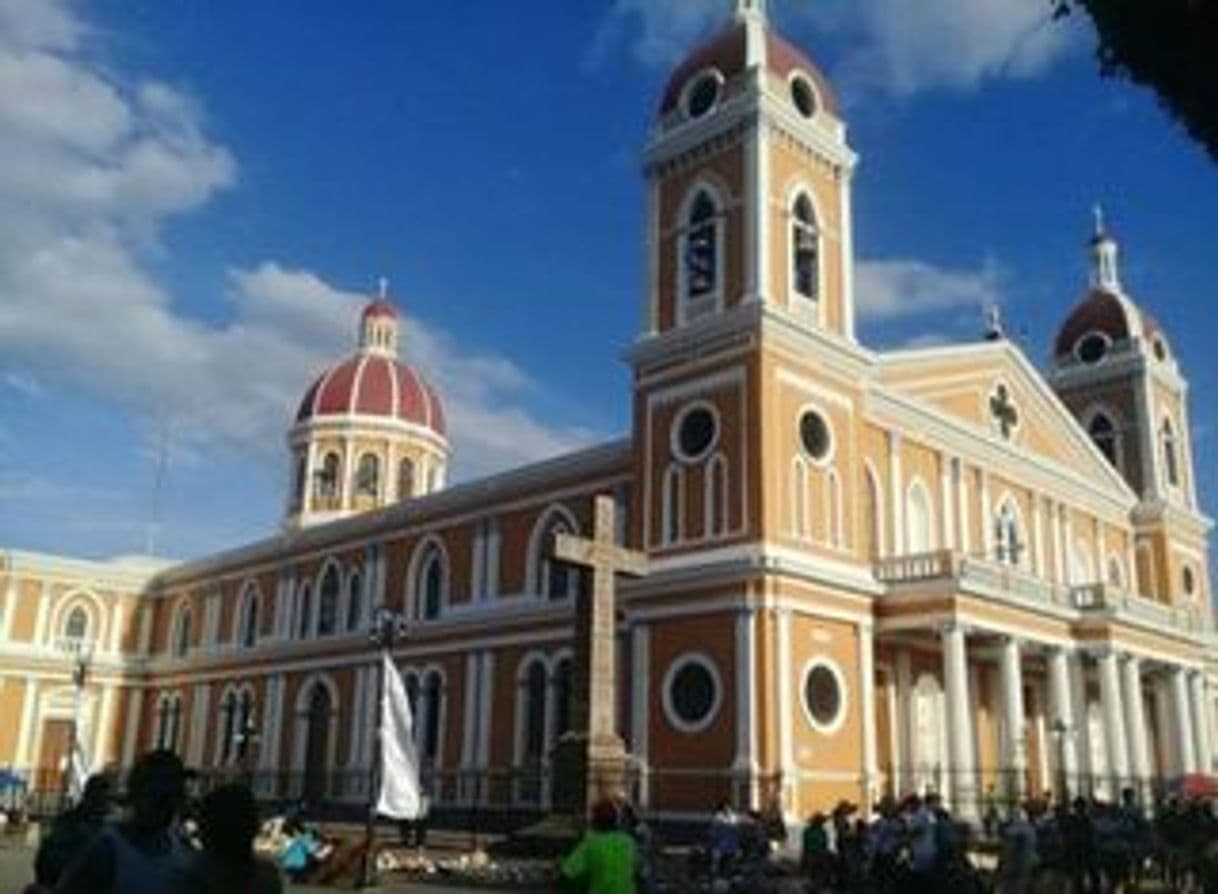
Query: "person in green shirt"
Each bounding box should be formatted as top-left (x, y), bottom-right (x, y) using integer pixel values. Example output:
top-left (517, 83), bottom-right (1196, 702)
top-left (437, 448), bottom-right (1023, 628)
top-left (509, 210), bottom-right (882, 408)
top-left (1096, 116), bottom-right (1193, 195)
top-left (560, 799), bottom-right (638, 894)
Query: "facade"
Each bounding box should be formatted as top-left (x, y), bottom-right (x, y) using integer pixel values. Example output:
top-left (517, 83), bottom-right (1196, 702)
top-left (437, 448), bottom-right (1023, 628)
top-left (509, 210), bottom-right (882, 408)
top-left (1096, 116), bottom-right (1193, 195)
top-left (1, 0), bottom-right (1215, 824)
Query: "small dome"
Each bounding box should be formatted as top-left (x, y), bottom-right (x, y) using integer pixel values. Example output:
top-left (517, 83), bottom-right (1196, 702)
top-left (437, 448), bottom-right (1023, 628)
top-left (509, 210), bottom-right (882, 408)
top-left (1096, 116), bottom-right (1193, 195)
top-left (658, 20), bottom-right (839, 119)
top-left (1053, 288), bottom-right (1167, 361)
top-left (296, 354), bottom-right (445, 435)
top-left (362, 299), bottom-right (398, 322)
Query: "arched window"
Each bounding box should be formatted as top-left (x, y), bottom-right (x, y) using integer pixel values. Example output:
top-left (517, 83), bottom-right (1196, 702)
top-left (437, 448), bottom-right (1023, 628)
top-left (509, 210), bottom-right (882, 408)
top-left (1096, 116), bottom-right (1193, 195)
top-left (791, 192), bottom-right (820, 301)
top-left (219, 689), bottom-right (238, 765)
top-left (1088, 412), bottom-right (1118, 467)
top-left (157, 693), bottom-right (184, 752)
top-left (398, 458), bottom-right (415, 501)
top-left (63, 606), bottom-right (88, 642)
top-left (315, 452), bottom-right (340, 501)
top-left (679, 189), bottom-right (721, 311)
top-left (553, 657), bottom-right (573, 740)
top-left (705, 454), bottom-right (728, 538)
top-left (413, 544), bottom-right (447, 621)
top-left (906, 481), bottom-right (933, 554)
top-left (239, 588), bottom-right (259, 649)
top-left (355, 453), bottom-right (380, 498)
top-left (1107, 556), bottom-right (1125, 590)
top-left (791, 458), bottom-right (810, 539)
top-left (172, 606), bottom-right (192, 658)
top-left (317, 565), bottom-right (340, 636)
top-left (235, 690), bottom-right (255, 762)
top-left (420, 670), bottom-right (443, 765)
top-left (825, 468), bottom-right (843, 548)
top-left (662, 464), bottom-right (683, 546)
top-left (1161, 419), bottom-right (1180, 487)
top-left (345, 570), bottom-right (364, 633)
top-left (994, 501), bottom-right (1022, 566)
top-left (296, 583), bottom-right (313, 639)
top-left (535, 512), bottom-right (579, 602)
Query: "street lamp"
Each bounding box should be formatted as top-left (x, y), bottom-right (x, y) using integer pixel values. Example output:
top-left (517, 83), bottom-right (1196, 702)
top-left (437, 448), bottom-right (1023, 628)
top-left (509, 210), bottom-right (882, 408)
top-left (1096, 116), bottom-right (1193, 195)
top-left (358, 606), bottom-right (410, 889)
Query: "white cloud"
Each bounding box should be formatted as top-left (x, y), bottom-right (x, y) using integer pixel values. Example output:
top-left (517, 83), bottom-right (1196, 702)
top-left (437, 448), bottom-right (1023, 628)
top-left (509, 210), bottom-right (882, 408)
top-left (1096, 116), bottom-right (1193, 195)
top-left (589, 0), bottom-right (1079, 96)
top-left (855, 257), bottom-right (1004, 321)
top-left (0, 0), bottom-right (597, 493)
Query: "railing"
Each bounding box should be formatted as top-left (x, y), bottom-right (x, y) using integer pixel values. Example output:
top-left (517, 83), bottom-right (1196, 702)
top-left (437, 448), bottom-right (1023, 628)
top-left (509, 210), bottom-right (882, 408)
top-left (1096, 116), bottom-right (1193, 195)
top-left (875, 552), bottom-right (1208, 636)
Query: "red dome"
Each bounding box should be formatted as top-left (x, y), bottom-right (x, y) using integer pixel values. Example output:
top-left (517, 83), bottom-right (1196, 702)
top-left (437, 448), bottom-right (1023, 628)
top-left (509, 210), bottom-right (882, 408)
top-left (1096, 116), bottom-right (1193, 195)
top-left (362, 299), bottom-right (398, 321)
top-left (1054, 288), bottom-right (1162, 359)
top-left (296, 353), bottom-right (446, 436)
top-left (658, 22), bottom-right (839, 117)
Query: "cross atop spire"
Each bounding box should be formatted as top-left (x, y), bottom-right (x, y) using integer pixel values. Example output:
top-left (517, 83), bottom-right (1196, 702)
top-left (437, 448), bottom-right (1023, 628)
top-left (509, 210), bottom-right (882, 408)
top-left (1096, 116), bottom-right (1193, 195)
top-left (377, 276), bottom-right (389, 299)
top-left (1089, 204), bottom-right (1122, 292)
top-left (734, 0), bottom-right (767, 22)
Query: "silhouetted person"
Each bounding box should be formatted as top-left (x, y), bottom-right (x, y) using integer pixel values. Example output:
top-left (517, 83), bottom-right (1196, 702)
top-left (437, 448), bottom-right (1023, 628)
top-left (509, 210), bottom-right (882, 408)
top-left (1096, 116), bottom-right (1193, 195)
top-left (34, 774), bottom-right (112, 888)
top-left (55, 750), bottom-right (191, 894)
top-left (181, 784), bottom-right (281, 894)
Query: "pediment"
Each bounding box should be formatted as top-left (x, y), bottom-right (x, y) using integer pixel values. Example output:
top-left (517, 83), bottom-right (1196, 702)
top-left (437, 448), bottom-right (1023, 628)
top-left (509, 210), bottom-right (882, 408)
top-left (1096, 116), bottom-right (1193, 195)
top-left (874, 341), bottom-right (1135, 498)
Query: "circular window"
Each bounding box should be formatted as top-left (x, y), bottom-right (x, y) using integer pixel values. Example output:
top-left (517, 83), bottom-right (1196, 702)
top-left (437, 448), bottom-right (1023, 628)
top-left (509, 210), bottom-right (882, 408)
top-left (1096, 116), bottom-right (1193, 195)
top-left (802, 660), bottom-right (846, 732)
top-left (1076, 332), bottom-right (1110, 366)
top-left (1183, 566), bottom-right (1196, 596)
top-left (673, 403), bottom-right (719, 463)
top-left (685, 73), bottom-right (721, 119)
top-left (663, 654), bottom-right (721, 733)
top-left (790, 75), bottom-right (817, 118)
top-left (798, 409), bottom-right (832, 463)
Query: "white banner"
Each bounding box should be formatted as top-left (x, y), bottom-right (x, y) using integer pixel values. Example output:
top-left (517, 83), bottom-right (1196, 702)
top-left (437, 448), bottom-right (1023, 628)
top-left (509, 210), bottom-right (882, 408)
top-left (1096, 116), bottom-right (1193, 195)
top-left (375, 653), bottom-right (424, 820)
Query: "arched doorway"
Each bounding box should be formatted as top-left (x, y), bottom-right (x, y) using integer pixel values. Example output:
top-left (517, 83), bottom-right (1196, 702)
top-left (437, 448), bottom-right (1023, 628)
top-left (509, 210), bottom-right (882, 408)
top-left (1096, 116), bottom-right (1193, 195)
top-left (302, 683), bottom-right (332, 804)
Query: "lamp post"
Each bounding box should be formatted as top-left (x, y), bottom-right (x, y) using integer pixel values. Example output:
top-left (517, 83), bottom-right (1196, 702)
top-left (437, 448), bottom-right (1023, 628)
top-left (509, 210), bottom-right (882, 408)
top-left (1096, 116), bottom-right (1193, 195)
top-left (358, 606), bottom-right (410, 889)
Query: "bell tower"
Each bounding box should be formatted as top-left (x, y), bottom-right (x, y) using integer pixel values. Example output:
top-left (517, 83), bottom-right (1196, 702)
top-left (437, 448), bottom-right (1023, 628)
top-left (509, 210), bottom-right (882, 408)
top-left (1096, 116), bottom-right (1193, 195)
top-left (639, 0), bottom-right (858, 341)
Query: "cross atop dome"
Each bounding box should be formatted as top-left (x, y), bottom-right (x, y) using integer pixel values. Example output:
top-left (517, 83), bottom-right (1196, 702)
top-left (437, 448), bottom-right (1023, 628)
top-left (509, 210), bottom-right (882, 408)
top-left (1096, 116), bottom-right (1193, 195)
top-left (360, 278), bottom-right (401, 357)
top-left (1089, 204), bottom-right (1122, 293)
top-left (734, 0), bottom-right (767, 22)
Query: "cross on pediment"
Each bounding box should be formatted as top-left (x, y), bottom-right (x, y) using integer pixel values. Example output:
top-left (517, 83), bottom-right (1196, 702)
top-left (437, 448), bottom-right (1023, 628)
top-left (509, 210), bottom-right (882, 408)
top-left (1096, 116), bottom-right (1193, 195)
top-left (989, 384), bottom-right (1019, 441)
top-left (552, 495), bottom-right (647, 747)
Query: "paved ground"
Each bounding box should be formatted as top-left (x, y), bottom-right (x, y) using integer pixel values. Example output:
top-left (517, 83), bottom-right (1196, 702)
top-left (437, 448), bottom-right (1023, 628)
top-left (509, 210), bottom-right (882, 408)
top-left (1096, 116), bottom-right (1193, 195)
top-left (0, 839), bottom-right (506, 893)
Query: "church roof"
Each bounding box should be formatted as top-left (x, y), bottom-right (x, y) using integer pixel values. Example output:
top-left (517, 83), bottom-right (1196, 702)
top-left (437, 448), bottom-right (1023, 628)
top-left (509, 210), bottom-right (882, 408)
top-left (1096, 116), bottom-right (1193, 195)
top-left (1053, 288), bottom-right (1164, 360)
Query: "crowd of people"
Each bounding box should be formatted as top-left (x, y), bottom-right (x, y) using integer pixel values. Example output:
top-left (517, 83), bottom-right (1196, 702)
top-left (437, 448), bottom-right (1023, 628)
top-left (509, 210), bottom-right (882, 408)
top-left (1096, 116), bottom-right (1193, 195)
top-left (22, 750), bottom-right (284, 894)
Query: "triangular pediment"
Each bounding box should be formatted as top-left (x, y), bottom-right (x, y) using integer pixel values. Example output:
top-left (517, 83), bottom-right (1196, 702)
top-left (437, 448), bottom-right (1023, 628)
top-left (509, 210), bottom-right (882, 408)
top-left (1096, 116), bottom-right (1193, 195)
top-left (874, 341), bottom-right (1135, 499)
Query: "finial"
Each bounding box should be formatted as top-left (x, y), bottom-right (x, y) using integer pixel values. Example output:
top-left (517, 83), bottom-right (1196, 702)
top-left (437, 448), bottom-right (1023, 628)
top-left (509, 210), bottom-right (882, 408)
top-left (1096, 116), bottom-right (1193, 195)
top-left (377, 276), bottom-right (389, 299)
top-left (734, 0), bottom-right (767, 22)
top-left (984, 303), bottom-right (1005, 341)
top-left (1088, 206), bottom-right (1121, 292)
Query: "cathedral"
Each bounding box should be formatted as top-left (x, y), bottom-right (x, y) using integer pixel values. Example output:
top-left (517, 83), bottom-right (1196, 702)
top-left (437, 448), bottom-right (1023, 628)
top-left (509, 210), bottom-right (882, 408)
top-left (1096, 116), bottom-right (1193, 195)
top-left (0, 0), bottom-right (1214, 826)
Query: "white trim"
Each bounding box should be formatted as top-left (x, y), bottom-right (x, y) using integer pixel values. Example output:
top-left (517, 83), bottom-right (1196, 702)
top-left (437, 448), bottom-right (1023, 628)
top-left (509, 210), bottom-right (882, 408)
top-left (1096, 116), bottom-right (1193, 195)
top-left (704, 452), bottom-right (730, 539)
top-left (796, 402), bottom-right (836, 467)
top-left (798, 655), bottom-right (849, 735)
top-left (406, 534), bottom-right (451, 621)
top-left (661, 651), bottom-right (723, 735)
top-left (905, 477), bottom-right (935, 553)
top-left (783, 183), bottom-right (826, 326)
top-left (670, 400), bottom-right (722, 465)
top-left (863, 460), bottom-right (886, 558)
top-left (678, 66), bottom-right (725, 122)
top-left (525, 503), bottom-right (580, 598)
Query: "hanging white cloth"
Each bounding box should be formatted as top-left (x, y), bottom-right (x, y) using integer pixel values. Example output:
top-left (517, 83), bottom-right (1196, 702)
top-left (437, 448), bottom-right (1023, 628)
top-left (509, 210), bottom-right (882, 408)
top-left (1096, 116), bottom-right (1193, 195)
top-left (375, 653), bottom-right (424, 819)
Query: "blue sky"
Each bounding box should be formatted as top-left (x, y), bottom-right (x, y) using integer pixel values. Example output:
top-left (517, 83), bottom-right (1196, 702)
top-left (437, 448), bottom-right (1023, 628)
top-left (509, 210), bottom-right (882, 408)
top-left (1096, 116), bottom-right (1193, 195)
top-left (0, 0), bottom-right (1214, 563)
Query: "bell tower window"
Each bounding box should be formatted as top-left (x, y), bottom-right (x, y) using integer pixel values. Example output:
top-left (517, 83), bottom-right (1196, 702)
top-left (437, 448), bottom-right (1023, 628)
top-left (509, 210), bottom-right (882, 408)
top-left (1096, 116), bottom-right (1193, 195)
top-left (356, 453), bottom-right (380, 498)
top-left (1161, 419), bottom-right (1180, 487)
top-left (315, 452), bottom-right (340, 502)
top-left (791, 193), bottom-right (820, 302)
top-left (1087, 412), bottom-right (1118, 467)
top-left (677, 188), bottom-right (722, 322)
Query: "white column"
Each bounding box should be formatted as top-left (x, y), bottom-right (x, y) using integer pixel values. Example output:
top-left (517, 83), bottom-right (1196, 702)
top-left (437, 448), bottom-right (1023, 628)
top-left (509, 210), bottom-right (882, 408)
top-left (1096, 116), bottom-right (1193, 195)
top-left (1121, 655), bottom-right (1152, 796)
top-left (15, 679), bottom-right (40, 767)
top-left (1068, 653), bottom-right (1094, 790)
top-left (476, 652), bottom-right (494, 773)
top-left (33, 583), bottom-right (50, 646)
top-left (1063, 512), bottom-right (1076, 583)
top-left (859, 621), bottom-right (877, 810)
top-left (0, 573), bottom-right (17, 642)
top-left (733, 610), bottom-right (758, 808)
top-left (955, 460), bottom-right (971, 555)
top-left (979, 471), bottom-right (993, 558)
top-left (895, 649), bottom-right (913, 794)
top-left (1172, 668), bottom-right (1198, 773)
top-left (941, 623), bottom-right (977, 818)
top-left (261, 675), bottom-right (285, 772)
top-left (121, 689), bottom-right (143, 767)
top-left (888, 432), bottom-right (905, 555)
top-left (1189, 671), bottom-right (1212, 773)
top-left (108, 604), bottom-right (124, 655)
top-left (93, 684), bottom-right (116, 767)
top-left (1098, 651), bottom-right (1130, 783)
top-left (939, 457), bottom-right (955, 551)
top-left (187, 683), bottom-right (211, 766)
top-left (1047, 648), bottom-right (1079, 792)
top-left (841, 171), bottom-right (856, 340)
top-left (776, 609), bottom-right (795, 812)
top-left (999, 637), bottom-right (1027, 796)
